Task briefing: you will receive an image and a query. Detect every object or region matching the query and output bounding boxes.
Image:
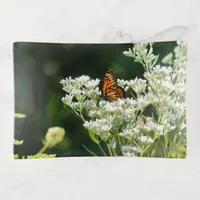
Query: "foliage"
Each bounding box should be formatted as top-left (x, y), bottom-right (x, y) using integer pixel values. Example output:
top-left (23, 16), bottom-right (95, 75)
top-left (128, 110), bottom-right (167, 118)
top-left (60, 41), bottom-right (187, 158)
top-left (13, 139), bottom-right (24, 145)
top-left (14, 113), bottom-right (26, 118)
top-left (14, 113), bottom-right (65, 159)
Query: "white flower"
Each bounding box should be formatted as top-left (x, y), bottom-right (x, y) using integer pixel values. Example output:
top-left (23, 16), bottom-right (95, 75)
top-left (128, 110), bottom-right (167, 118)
top-left (44, 127), bottom-right (65, 148)
top-left (126, 77), bottom-right (147, 95)
top-left (138, 135), bottom-right (154, 144)
top-left (62, 94), bottom-right (74, 107)
top-left (136, 95), bottom-right (150, 109)
top-left (117, 79), bottom-right (126, 87)
top-left (119, 127), bottom-right (139, 139)
top-left (75, 75), bottom-right (90, 86)
top-left (162, 52), bottom-right (173, 65)
top-left (83, 116), bottom-right (113, 140)
top-left (121, 145), bottom-right (141, 156)
top-left (60, 41), bottom-right (187, 157)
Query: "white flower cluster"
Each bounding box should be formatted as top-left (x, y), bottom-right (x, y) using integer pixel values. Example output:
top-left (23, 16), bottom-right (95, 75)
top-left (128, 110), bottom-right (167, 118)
top-left (118, 77), bottom-right (147, 96)
top-left (121, 145), bottom-right (140, 157)
top-left (60, 41), bottom-right (187, 157)
top-left (123, 43), bottom-right (159, 71)
top-left (60, 75), bottom-right (100, 116)
top-left (120, 41), bottom-right (186, 156)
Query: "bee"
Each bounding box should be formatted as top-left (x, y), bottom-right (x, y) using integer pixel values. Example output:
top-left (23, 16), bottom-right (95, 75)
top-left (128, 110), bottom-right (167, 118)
top-left (141, 115), bottom-right (148, 124)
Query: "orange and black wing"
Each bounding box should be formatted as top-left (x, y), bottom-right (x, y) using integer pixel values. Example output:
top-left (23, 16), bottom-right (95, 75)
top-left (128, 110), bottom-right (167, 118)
top-left (100, 70), bottom-right (126, 101)
top-left (100, 70), bottom-right (117, 97)
top-left (105, 85), bottom-right (126, 101)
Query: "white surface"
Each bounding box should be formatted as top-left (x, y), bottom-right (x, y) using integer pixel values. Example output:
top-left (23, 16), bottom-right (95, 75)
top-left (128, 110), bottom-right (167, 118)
top-left (0, 0), bottom-right (200, 199)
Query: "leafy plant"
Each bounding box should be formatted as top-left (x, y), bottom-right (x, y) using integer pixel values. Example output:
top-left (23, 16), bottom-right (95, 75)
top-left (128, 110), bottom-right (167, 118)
top-left (60, 41), bottom-right (186, 158)
top-left (14, 113), bottom-right (65, 159)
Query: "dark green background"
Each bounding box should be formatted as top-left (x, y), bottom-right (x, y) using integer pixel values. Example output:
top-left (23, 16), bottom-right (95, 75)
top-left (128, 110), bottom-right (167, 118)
top-left (14, 41), bottom-right (176, 157)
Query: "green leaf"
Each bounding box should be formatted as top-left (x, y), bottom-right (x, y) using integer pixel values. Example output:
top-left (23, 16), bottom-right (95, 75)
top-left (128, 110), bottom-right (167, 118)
top-left (14, 139), bottom-right (24, 145)
top-left (27, 154), bottom-right (56, 159)
top-left (14, 154), bottom-right (19, 159)
top-left (161, 52), bottom-right (173, 65)
top-left (82, 145), bottom-right (97, 156)
top-left (14, 113), bottom-right (26, 118)
top-left (130, 91), bottom-right (136, 99)
top-left (88, 130), bottom-right (99, 144)
top-left (152, 55), bottom-right (159, 67)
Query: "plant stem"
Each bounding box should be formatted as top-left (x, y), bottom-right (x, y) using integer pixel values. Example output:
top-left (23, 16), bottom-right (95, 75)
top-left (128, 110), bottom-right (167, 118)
top-left (111, 147), bottom-right (117, 156)
top-left (140, 144), bottom-right (151, 157)
top-left (108, 141), bottom-right (117, 156)
top-left (107, 144), bottom-right (113, 156)
top-left (164, 134), bottom-right (169, 158)
top-left (97, 143), bottom-right (107, 156)
top-left (38, 144), bottom-right (49, 154)
top-left (151, 140), bottom-right (158, 157)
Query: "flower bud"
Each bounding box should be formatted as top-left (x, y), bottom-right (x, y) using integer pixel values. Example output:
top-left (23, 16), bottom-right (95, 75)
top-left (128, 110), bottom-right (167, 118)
top-left (14, 113), bottom-right (26, 118)
top-left (45, 127), bottom-right (65, 148)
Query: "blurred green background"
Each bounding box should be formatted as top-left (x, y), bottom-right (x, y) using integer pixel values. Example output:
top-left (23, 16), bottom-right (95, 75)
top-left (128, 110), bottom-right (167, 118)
top-left (14, 41), bottom-right (176, 157)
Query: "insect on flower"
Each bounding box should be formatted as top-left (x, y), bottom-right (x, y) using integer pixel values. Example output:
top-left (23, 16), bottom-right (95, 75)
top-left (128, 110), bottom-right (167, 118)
top-left (141, 115), bottom-right (148, 124)
top-left (100, 70), bottom-right (126, 101)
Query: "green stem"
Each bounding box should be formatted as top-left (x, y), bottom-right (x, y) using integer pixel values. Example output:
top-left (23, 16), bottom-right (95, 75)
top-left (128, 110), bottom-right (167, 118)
top-left (151, 140), bottom-right (158, 157)
top-left (71, 108), bottom-right (85, 122)
top-left (109, 143), bottom-right (117, 156)
top-left (82, 145), bottom-right (97, 156)
top-left (97, 143), bottom-right (107, 156)
top-left (164, 134), bottom-right (169, 158)
top-left (38, 144), bottom-right (49, 154)
top-left (140, 138), bottom-right (151, 157)
top-left (107, 143), bottom-right (113, 156)
top-left (112, 147), bottom-right (117, 156)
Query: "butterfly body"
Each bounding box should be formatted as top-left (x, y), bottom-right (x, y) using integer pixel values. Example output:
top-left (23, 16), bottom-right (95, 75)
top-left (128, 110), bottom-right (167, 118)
top-left (100, 70), bottom-right (126, 101)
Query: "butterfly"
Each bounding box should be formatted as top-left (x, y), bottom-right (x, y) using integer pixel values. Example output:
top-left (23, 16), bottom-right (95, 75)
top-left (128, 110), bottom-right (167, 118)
top-left (100, 70), bottom-right (126, 101)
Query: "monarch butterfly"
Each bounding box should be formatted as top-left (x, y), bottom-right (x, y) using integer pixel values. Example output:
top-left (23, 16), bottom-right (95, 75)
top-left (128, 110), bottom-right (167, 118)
top-left (100, 70), bottom-right (126, 101)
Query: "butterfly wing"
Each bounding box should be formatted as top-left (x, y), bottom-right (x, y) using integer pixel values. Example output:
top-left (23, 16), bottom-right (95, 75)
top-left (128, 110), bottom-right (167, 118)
top-left (100, 71), bottom-right (117, 97)
top-left (100, 70), bottom-right (126, 101)
top-left (106, 86), bottom-right (126, 101)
